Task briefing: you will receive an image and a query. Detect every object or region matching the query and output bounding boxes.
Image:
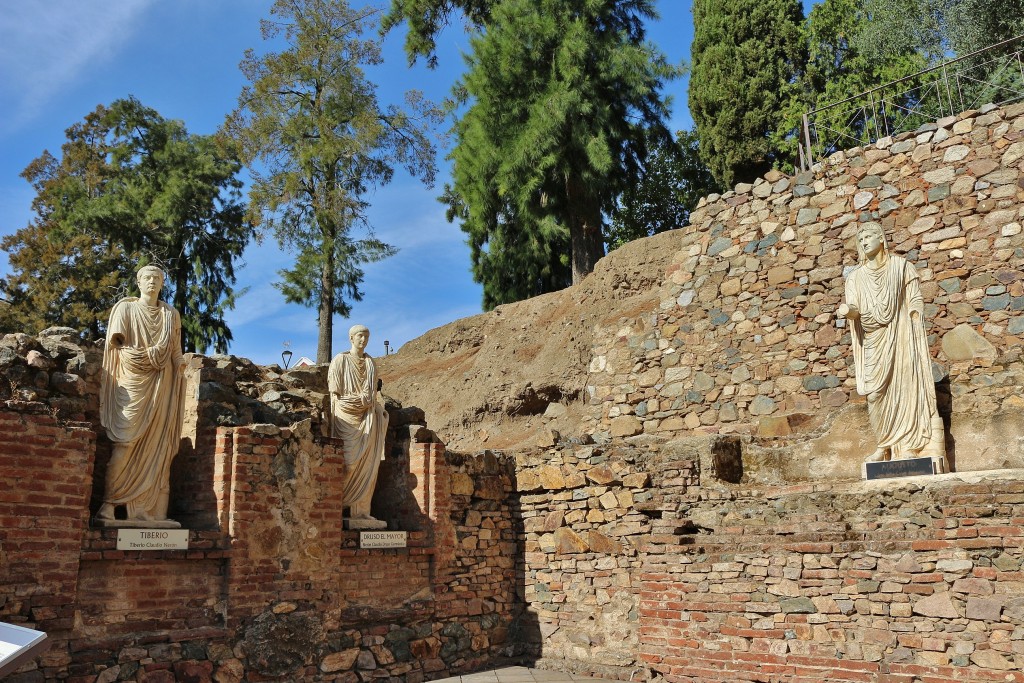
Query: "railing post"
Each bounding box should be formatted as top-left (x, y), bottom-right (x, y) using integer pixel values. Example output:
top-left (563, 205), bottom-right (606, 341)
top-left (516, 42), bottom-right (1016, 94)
top-left (941, 64), bottom-right (953, 117)
top-left (802, 113), bottom-right (813, 171)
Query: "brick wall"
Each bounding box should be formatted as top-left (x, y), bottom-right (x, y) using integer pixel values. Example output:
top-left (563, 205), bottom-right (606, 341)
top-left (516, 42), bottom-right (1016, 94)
top-left (0, 402), bottom-right (95, 679)
top-left (1, 398), bottom-right (525, 683)
top-left (640, 473), bottom-right (1024, 683)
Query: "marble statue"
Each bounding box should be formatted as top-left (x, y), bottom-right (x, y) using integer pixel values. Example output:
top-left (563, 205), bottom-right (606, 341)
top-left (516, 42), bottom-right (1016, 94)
top-left (838, 223), bottom-right (946, 471)
top-left (328, 325), bottom-right (389, 529)
top-left (98, 265), bottom-right (185, 526)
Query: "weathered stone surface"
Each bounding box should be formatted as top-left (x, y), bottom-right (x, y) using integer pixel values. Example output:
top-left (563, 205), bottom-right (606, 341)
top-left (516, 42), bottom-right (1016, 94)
top-left (757, 415), bottom-right (791, 437)
top-left (451, 472), bottom-right (475, 496)
top-left (779, 597), bottom-right (817, 614)
top-left (970, 650), bottom-right (1015, 670)
top-left (748, 396), bottom-right (777, 416)
top-left (965, 597), bottom-right (1003, 621)
top-left (609, 415), bottom-right (643, 438)
top-left (586, 464), bottom-right (616, 485)
top-left (539, 465), bottom-right (566, 489)
top-left (941, 324), bottom-right (997, 361)
top-left (554, 527), bottom-right (589, 554)
top-left (767, 266), bottom-right (795, 285)
top-left (952, 578), bottom-right (993, 595)
top-left (912, 592), bottom-right (960, 619)
top-left (586, 530), bottom-right (622, 554)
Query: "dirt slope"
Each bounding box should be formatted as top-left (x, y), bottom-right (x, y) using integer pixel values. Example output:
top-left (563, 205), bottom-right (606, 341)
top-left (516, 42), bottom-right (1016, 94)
top-left (376, 229), bottom-right (682, 452)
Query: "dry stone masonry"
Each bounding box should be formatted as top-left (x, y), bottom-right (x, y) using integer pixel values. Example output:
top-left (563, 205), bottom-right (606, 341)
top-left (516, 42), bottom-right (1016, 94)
top-left (586, 102), bottom-right (1024, 475)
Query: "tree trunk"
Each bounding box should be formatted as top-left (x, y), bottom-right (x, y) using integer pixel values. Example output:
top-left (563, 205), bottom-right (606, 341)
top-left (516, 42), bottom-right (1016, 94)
top-left (172, 264), bottom-right (191, 353)
top-left (566, 175), bottom-right (604, 284)
top-left (317, 246), bottom-right (334, 364)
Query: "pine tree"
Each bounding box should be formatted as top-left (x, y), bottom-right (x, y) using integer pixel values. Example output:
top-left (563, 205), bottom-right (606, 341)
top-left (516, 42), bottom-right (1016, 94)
top-left (1, 98), bottom-right (252, 352)
top-left (225, 0), bottom-right (441, 362)
top-left (689, 0), bottom-right (806, 189)
top-left (440, 0), bottom-right (680, 305)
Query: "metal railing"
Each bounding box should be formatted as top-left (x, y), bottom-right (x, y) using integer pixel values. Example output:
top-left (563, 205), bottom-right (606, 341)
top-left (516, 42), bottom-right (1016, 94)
top-left (800, 35), bottom-right (1024, 171)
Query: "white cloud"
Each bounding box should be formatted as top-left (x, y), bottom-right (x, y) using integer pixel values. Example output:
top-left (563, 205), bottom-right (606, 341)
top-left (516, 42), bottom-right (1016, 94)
top-left (0, 0), bottom-right (152, 133)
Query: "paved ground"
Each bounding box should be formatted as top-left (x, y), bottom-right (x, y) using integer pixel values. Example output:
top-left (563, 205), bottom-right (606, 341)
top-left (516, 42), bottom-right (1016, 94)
top-left (430, 667), bottom-right (603, 683)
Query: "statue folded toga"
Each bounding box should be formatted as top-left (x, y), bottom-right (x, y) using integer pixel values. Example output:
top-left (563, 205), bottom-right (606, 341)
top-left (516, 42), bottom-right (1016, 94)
top-left (838, 223), bottom-right (946, 470)
top-left (98, 265), bottom-right (185, 524)
top-left (328, 324), bottom-right (389, 528)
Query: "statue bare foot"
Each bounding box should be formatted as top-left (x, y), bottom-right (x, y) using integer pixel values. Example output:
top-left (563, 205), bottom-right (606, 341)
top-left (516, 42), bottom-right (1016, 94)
top-left (864, 447), bottom-right (888, 463)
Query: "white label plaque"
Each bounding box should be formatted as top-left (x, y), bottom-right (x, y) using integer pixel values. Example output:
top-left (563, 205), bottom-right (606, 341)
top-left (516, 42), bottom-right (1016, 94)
top-left (359, 531), bottom-right (407, 549)
top-left (116, 529), bottom-right (189, 551)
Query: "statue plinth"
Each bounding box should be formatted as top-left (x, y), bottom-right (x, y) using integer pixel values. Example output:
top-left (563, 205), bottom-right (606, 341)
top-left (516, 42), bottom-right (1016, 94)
top-left (94, 517), bottom-right (182, 529)
top-left (344, 517), bottom-right (388, 530)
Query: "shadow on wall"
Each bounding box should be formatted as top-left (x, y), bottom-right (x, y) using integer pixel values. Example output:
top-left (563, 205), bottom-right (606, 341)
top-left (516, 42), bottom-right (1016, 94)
top-left (508, 489), bottom-right (541, 666)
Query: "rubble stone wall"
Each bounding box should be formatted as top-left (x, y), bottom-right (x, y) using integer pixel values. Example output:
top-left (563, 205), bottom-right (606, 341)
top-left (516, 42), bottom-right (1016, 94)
top-left (585, 103), bottom-right (1024, 477)
top-left (507, 435), bottom-right (1024, 683)
top-left (5, 103), bottom-right (1024, 683)
top-left (512, 440), bottom-right (700, 678)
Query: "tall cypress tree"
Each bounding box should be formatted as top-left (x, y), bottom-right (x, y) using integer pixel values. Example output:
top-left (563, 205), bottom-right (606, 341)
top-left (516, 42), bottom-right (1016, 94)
top-left (689, 0), bottom-right (806, 189)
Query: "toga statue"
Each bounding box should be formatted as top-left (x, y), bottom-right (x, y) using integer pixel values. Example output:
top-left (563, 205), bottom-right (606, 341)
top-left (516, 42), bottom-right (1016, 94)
top-left (98, 265), bottom-right (185, 525)
top-left (328, 324), bottom-right (389, 529)
top-left (838, 223), bottom-right (946, 471)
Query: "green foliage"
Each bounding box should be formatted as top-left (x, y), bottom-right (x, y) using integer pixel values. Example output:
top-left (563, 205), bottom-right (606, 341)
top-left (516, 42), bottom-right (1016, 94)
top-left (855, 0), bottom-right (1024, 61)
top-left (942, 0), bottom-right (1024, 55)
top-left (798, 0), bottom-right (931, 157)
top-left (607, 129), bottom-right (720, 251)
top-left (689, 0), bottom-right (807, 189)
top-left (855, 0), bottom-right (946, 64)
top-left (224, 0), bottom-right (441, 362)
top-left (443, 184), bottom-right (571, 310)
top-left (0, 225), bottom-right (129, 339)
top-left (442, 0), bottom-right (680, 307)
top-left (798, 0), bottom-right (1023, 161)
top-left (1, 98), bottom-right (251, 353)
top-left (382, 0), bottom-right (493, 67)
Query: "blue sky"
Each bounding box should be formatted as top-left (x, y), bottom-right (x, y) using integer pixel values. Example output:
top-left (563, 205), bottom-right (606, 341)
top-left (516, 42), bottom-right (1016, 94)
top-left (0, 1), bottom-right (699, 364)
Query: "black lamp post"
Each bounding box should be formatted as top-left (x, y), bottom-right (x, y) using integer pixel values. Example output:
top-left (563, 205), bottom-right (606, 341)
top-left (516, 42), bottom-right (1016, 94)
top-left (383, 340), bottom-right (390, 355)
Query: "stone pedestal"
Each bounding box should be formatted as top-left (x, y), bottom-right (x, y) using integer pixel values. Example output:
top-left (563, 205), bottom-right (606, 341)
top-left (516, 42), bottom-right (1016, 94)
top-left (343, 517), bottom-right (387, 530)
top-left (93, 517), bottom-right (182, 529)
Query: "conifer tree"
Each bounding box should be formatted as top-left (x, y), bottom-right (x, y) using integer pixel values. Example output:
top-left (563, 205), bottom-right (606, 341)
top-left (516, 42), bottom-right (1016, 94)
top-left (225, 0), bottom-right (441, 362)
top-left (689, 0), bottom-right (806, 189)
top-left (1, 98), bottom-right (251, 353)
top-left (389, 0), bottom-right (680, 306)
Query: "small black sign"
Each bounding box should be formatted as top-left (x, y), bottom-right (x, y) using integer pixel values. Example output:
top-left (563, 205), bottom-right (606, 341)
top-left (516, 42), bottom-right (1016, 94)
top-left (865, 456), bottom-right (935, 480)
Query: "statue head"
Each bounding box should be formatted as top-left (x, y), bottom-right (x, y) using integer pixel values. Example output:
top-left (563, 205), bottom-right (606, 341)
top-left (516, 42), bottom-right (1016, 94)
top-left (136, 265), bottom-right (165, 298)
top-left (855, 222), bottom-right (888, 263)
top-left (349, 324), bottom-right (370, 353)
